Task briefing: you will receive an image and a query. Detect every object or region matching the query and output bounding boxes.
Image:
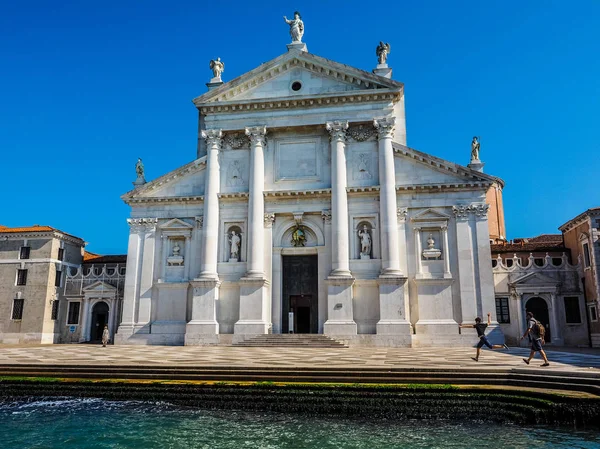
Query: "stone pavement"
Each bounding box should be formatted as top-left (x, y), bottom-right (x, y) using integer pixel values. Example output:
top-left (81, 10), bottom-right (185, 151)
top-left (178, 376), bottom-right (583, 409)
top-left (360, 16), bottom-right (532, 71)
top-left (0, 345), bottom-right (599, 374)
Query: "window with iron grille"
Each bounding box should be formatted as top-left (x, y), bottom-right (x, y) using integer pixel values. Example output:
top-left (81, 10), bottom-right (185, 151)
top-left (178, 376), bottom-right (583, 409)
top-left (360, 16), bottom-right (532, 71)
top-left (67, 302), bottom-right (80, 325)
top-left (55, 270), bottom-right (62, 287)
top-left (57, 248), bottom-right (64, 261)
top-left (495, 297), bottom-right (510, 323)
top-left (12, 298), bottom-right (24, 320)
top-left (564, 297), bottom-right (582, 324)
top-left (19, 246), bottom-right (30, 259)
top-left (51, 300), bottom-right (59, 320)
top-left (16, 269), bottom-right (27, 286)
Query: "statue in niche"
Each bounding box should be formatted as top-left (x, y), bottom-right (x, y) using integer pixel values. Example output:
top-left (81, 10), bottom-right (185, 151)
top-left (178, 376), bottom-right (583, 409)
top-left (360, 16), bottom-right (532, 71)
top-left (209, 57), bottom-right (224, 81)
top-left (471, 136), bottom-right (481, 161)
top-left (284, 11), bottom-right (304, 43)
top-left (422, 233), bottom-right (442, 259)
top-left (167, 241), bottom-right (184, 266)
top-left (229, 231), bottom-right (241, 261)
top-left (358, 225), bottom-right (372, 259)
top-left (291, 225), bottom-right (306, 247)
top-left (376, 42), bottom-right (391, 65)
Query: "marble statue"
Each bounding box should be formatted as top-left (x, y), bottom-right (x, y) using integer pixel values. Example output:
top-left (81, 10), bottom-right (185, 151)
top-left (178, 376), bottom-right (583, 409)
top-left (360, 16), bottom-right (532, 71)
top-left (358, 225), bottom-right (372, 259)
top-left (291, 225), bottom-right (306, 247)
top-left (135, 158), bottom-right (144, 178)
top-left (376, 42), bottom-right (391, 65)
top-left (229, 231), bottom-right (241, 261)
top-left (284, 11), bottom-right (304, 43)
top-left (209, 58), bottom-right (224, 80)
top-left (471, 136), bottom-right (480, 161)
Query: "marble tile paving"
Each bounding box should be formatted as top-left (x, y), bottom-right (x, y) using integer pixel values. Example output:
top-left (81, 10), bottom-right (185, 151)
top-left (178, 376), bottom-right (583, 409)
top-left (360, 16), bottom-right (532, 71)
top-left (0, 345), bottom-right (599, 375)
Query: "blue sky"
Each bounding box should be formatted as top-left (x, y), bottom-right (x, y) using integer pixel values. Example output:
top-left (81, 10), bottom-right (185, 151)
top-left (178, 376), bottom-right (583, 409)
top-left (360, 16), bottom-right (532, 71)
top-left (1, 1), bottom-right (598, 254)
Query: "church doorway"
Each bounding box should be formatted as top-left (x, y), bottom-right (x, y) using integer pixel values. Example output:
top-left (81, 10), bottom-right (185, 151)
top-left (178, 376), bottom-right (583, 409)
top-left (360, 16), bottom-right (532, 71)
top-left (525, 297), bottom-right (551, 342)
top-left (90, 301), bottom-right (109, 342)
top-left (282, 255), bottom-right (318, 334)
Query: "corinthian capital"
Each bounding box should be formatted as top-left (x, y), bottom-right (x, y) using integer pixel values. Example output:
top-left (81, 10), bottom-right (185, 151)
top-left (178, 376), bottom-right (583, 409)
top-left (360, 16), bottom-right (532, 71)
top-left (201, 129), bottom-right (223, 148)
top-left (245, 126), bottom-right (267, 146)
top-left (373, 117), bottom-right (396, 139)
top-left (325, 121), bottom-right (349, 142)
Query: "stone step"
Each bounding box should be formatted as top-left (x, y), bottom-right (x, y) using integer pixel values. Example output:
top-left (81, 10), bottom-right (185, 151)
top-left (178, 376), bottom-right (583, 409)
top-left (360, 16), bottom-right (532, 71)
top-left (233, 334), bottom-right (347, 348)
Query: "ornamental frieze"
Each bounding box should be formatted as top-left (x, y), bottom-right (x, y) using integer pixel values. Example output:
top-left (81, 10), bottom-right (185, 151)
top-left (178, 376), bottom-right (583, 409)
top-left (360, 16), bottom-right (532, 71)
top-left (347, 124), bottom-right (375, 142)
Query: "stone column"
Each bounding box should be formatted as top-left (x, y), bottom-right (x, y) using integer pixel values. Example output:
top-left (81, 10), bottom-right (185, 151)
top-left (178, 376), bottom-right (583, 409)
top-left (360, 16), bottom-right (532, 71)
top-left (117, 220), bottom-right (144, 335)
top-left (414, 227), bottom-right (423, 275)
top-left (79, 298), bottom-right (90, 342)
top-left (137, 221), bottom-right (157, 330)
top-left (323, 123), bottom-right (356, 337)
top-left (235, 128), bottom-right (271, 339)
top-left (374, 117), bottom-right (402, 276)
top-left (326, 121), bottom-right (351, 277)
top-left (198, 129), bottom-right (222, 279)
top-left (245, 126), bottom-right (267, 278)
top-left (160, 235), bottom-right (167, 282)
top-left (184, 235), bottom-right (192, 280)
top-left (186, 130), bottom-right (222, 344)
top-left (549, 293), bottom-right (563, 345)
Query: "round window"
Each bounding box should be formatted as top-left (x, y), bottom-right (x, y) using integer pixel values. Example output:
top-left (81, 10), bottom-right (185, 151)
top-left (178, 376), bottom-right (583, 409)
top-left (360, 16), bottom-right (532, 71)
top-left (291, 81), bottom-right (302, 92)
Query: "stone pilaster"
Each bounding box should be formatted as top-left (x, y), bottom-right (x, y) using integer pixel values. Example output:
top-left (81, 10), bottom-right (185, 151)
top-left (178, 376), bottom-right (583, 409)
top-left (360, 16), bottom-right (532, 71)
top-left (198, 129), bottom-right (222, 279)
top-left (452, 205), bottom-right (478, 325)
top-left (374, 117), bottom-right (402, 276)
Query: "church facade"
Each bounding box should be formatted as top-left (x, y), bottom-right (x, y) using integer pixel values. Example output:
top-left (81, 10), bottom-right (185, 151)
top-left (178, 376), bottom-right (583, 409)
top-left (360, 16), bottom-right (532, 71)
top-left (116, 36), bottom-right (505, 346)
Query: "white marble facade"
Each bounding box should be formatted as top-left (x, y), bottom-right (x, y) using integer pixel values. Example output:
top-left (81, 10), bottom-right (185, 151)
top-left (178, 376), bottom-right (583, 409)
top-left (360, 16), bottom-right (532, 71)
top-left (116, 44), bottom-right (504, 346)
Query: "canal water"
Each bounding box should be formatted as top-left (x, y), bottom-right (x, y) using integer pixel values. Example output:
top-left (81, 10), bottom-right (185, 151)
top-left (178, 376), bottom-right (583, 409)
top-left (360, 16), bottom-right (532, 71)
top-left (0, 398), bottom-right (599, 448)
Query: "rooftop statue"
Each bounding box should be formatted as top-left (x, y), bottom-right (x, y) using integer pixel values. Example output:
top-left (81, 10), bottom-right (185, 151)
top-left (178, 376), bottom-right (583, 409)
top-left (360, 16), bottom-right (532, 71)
top-left (135, 158), bottom-right (145, 178)
top-left (209, 57), bottom-right (224, 81)
top-left (284, 11), bottom-right (304, 43)
top-left (471, 136), bottom-right (481, 161)
top-left (376, 42), bottom-right (391, 65)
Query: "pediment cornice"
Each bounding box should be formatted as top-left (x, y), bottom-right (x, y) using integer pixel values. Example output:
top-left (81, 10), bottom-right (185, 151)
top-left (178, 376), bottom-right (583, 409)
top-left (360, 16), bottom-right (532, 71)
top-left (193, 51), bottom-right (403, 111)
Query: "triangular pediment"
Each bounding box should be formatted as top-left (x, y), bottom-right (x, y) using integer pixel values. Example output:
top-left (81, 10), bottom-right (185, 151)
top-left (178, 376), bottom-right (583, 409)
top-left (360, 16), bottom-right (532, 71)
top-left (122, 157), bottom-right (207, 202)
top-left (159, 218), bottom-right (193, 230)
top-left (393, 143), bottom-right (502, 187)
top-left (193, 51), bottom-right (403, 106)
top-left (83, 281), bottom-right (116, 293)
top-left (411, 208), bottom-right (452, 222)
top-left (511, 272), bottom-right (560, 287)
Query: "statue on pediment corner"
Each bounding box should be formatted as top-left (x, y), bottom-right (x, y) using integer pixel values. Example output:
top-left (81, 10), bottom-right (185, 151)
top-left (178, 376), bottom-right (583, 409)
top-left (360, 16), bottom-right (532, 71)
top-left (209, 57), bottom-right (224, 81)
top-left (376, 42), bottom-right (391, 65)
top-left (284, 11), bottom-right (304, 43)
top-left (471, 136), bottom-right (481, 161)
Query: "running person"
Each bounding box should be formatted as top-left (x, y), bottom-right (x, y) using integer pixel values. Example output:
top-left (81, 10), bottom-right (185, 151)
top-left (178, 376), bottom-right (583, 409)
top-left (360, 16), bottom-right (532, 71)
top-left (460, 312), bottom-right (509, 362)
top-left (521, 311), bottom-right (550, 367)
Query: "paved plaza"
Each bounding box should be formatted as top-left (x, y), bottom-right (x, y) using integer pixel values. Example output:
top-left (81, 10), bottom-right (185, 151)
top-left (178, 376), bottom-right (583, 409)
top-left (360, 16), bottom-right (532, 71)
top-left (0, 345), bottom-right (599, 375)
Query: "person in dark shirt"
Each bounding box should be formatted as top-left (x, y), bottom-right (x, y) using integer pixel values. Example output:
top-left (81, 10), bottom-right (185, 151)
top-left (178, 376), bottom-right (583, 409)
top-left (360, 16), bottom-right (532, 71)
top-left (521, 311), bottom-right (550, 367)
top-left (460, 312), bottom-right (509, 362)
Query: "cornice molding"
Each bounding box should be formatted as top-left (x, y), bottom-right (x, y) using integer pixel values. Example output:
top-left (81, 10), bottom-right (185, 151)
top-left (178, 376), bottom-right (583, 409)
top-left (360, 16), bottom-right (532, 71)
top-left (0, 231), bottom-right (85, 246)
top-left (125, 196), bottom-right (204, 205)
top-left (263, 188), bottom-right (332, 199)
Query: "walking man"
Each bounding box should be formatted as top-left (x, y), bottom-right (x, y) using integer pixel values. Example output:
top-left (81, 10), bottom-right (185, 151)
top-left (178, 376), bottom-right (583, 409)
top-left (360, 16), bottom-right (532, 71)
top-left (102, 325), bottom-right (110, 347)
top-left (460, 312), bottom-right (508, 362)
top-left (521, 311), bottom-right (550, 367)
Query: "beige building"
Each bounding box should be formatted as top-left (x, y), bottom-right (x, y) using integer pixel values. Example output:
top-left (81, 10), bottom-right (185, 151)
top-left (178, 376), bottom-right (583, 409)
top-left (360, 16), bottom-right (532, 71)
top-left (560, 207), bottom-right (600, 347)
top-left (0, 225), bottom-right (85, 344)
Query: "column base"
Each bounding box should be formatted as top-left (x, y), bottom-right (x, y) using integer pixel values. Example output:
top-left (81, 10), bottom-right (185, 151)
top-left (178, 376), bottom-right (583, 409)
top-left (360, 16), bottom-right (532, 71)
top-left (377, 274), bottom-right (410, 337)
top-left (324, 275), bottom-right (357, 336)
top-left (235, 277), bottom-right (271, 335)
top-left (188, 278), bottom-right (220, 342)
top-left (185, 321), bottom-right (220, 345)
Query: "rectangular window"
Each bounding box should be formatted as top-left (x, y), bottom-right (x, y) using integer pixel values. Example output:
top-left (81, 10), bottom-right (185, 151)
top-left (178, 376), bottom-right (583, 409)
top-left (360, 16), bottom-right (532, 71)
top-left (12, 298), bottom-right (24, 320)
top-left (67, 302), bottom-right (80, 325)
top-left (57, 248), bottom-right (65, 261)
top-left (55, 270), bottom-right (62, 287)
top-left (19, 246), bottom-right (31, 259)
top-left (16, 269), bottom-right (27, 286)
top-left (583, 243), bottom-right (591, 268)
top-left (564, 297), bottom-right (582, 324)
top-left (590, 305), bottom-right (598, 322)
top-left (495, 297), bottom-right (510, 323)
top-left (51, 300), bottom-right (59, 320)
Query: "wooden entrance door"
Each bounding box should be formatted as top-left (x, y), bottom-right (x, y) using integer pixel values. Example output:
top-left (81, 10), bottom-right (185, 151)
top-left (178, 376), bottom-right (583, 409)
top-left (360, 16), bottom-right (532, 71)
top-left (282, 255), bottom-right (318, 333)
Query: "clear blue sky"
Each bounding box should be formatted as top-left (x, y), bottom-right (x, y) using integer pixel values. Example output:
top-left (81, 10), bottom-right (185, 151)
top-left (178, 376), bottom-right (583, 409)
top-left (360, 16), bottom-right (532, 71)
top-left (1, 1), bottom-right (598, 254)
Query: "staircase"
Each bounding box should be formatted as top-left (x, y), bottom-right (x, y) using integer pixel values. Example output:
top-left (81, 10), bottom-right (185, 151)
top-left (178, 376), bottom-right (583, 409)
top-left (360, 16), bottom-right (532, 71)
top-left (234, 334), bottom-right (347, 348)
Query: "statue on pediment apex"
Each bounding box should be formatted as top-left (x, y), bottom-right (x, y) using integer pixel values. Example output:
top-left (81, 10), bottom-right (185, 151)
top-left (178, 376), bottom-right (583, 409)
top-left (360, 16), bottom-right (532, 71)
top-left (284, 11), bottom-right (304, 43)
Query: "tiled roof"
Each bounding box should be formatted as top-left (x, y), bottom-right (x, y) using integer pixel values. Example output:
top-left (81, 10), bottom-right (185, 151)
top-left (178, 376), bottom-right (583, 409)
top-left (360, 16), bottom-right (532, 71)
top-left (82, 254), bottom-right (127, 264)
top-left (491, 240), bottom-right (566, 253)
top-left (0, 224), bottom-right (85, 243)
